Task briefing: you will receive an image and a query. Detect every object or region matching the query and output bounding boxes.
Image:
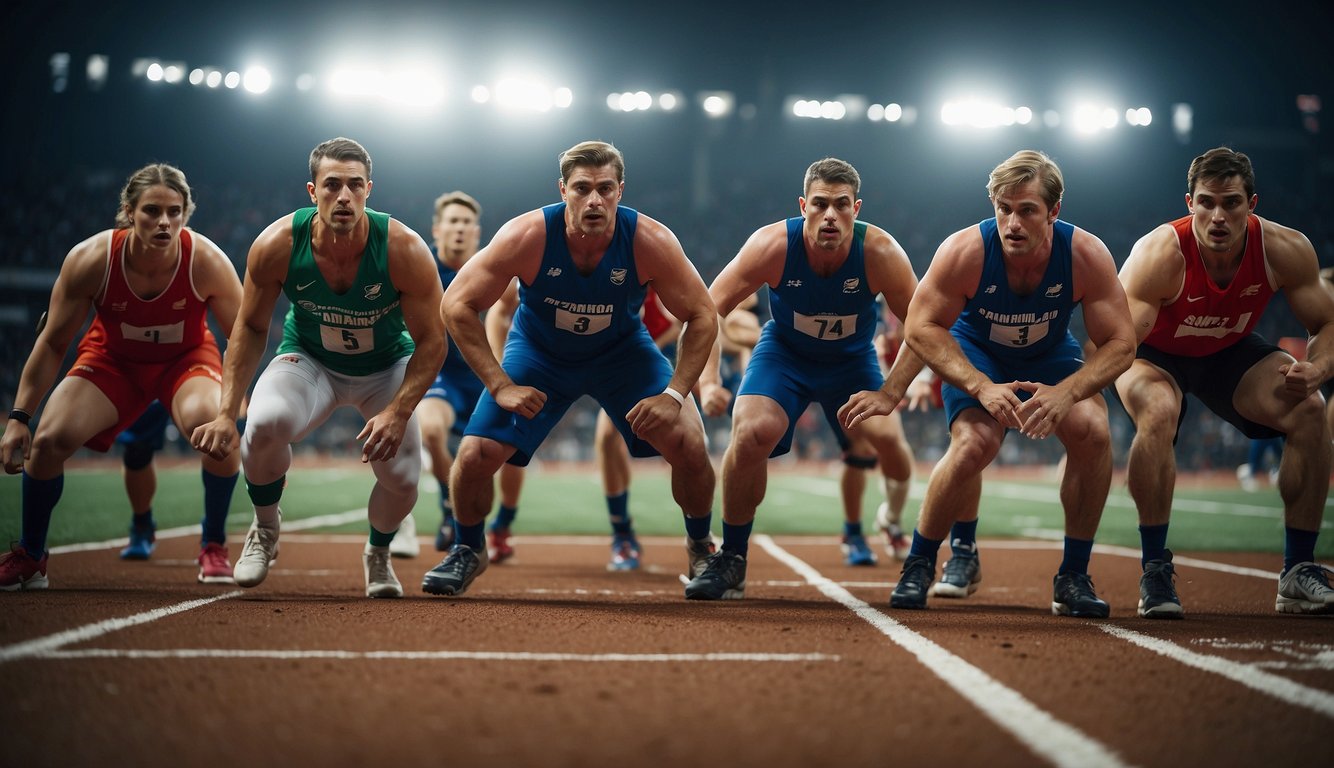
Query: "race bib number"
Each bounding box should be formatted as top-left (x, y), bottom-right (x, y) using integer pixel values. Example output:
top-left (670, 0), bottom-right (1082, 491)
top-left (121, 321), bottom-right (184, 344)
top-left (989, 320), bottom-right (1049, 348)
top-left (555, 307), bottom-right (612, 335)
top-left (320, 325), bottom-right (374, 354)
top-left (793, 311), bottom-right (856, 340)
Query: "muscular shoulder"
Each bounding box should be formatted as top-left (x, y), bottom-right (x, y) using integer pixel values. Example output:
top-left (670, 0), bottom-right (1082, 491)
top-left (490, 209), bottom-right (548, 256)
top-left (1068, 226), bottom-right (1115, 269)
top-left (59, 229), bottom-right (115, 296)
top-left (386, 218), bottom-right (431, 259)
top-left (185, 229), bottom-right (242, 292)
top-left (862, 222), bottom-right (908, 262)
top-left (631, 211), bottom-right (685, 255)
top-left (1259, 216), bottom-right (1315, 262)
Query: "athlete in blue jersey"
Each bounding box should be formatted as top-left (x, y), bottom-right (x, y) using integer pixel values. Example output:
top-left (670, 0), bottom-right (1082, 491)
top-left (863, 150), bottom-right (1135, 616)
top-left (695, 158), bottom-right (924, 600)
top-left (424, 140), bottom-right (720, 597)
top-left (392, 191), bottom-right (527, 559)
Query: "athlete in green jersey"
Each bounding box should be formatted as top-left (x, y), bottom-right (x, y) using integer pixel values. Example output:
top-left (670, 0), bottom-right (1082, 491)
top-left (192, 137), bottom-right (444, 599)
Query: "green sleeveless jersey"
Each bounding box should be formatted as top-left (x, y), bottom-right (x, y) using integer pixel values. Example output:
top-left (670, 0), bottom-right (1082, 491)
top-left (276, 207), bottom-right (415, 375)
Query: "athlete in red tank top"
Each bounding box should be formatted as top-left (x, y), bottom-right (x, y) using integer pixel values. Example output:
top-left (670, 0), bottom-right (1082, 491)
top-left (1143, 214), bottom-right (1274, 357)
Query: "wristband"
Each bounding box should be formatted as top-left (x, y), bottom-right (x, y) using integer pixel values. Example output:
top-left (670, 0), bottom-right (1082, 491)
top-left (8, 408), bottom-right (32, 426)
top-left (662, 387), bottom-right (685, 405)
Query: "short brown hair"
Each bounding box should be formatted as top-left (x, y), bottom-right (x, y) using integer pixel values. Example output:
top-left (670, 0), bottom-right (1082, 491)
top-left (987, 150), bottom-right (1064, 211)
top-left (1187, 146), bottom-right (1255, 199)
top-left (433, 191), bottom-right (481, 226)
top-left (309, 137), bottom-right (372, 182)
top-left (559, 140), bottom-right (624, 183)
top-left (115, 163), bottom-right (194, 228)
top-left (803, 158), bottom-right (861, 199)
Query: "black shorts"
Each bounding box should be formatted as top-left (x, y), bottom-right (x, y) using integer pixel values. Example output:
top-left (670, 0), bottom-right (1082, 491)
top-left (1135, 332), bottom-right (1285, 442)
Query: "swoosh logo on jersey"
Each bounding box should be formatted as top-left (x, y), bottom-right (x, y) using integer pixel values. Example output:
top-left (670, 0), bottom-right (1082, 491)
top-left (296, 281), bottom-right (316, 291)
top-left (1186, 295), bottom-right (1205, 303)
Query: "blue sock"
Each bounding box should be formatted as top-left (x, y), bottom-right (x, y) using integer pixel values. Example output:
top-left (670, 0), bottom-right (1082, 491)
top-left (843, 521), bottom-right (863, 538)
top-left (20, 471), bottom-right (63, 557)
top-left (201, 469), bottom-right (238, 546)
top-left (949, 519), bottom-right (979, 555)
top-left (457, 521), bottom-right (486, 551)
top-left (1139, 524), bottom-right (1170, 567)
top-left (1283, 527), bottom-right (1319, 574)
top-left (721, 520), bottom-right (753, 556)
top-left (1058, 536), bottom-right (1094, 575)
top-left (684, 512), bottom-right (713, 542)
top-left (131, 509), bottom-right (156, 530)
top-left (607, 492), bottom-right (633, 535)
top-left (908, 530), bottom-right (944, 566)
top-left (369, 524), bottom-right (395, 548)
top-left (491, 504), bottom-right (517, 530)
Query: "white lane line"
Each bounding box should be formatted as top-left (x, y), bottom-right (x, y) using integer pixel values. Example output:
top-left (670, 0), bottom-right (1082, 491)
top-left (756, 534), bottom-right (1132, 768)
top-left (0, 591), bottom-right (243, 663)
top-left (37, 649), bottom-right (839, 662)
top-left (50, 509), bottom-right (370, 555)
top-left (1100, 625), bottom-right (1334, 719)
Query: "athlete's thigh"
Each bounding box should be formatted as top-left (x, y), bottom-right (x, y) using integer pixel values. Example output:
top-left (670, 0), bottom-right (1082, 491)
top-left (38, 376), bottom-right (122, 450)
top-left (248, 352), bottom-right (339, 442)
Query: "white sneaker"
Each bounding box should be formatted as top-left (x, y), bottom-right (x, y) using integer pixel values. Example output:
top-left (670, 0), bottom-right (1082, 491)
top-left (876, 502), bottom-right (909, 561)
top-left (234, 517), bottom-right (280, 588)
top-left (389, 512), bottom-right (420, 558)
top-left (363, 543), bottom-right (403, 598)
top-left (1276, 562), bottom-right (1334, 614)
top-left (1236, 464), bottom-right (1258, 492)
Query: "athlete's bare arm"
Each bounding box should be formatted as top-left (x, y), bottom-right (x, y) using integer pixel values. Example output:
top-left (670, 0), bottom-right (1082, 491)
top-left (635, 214), bottom-right (717, 404)
top-left (709, 222), bottom-right (786, 318)
top-left (356, 220), bottom-right (445, 463)
top-left (1263, 218), bottom-right (1334, 395)
top-left (191, 216), bottom-right (293, 460)
top-left (839, 225), bottom-right (925, 428)
top-left (483, 278), bottom-right (520, 362)
top-left (1117, 224), bottom-right (1186, 344)
top-left (905, 226), bottom-right (1024, 428)
top-left (1015, 228), bottom-right (1135, 439)
top-left (1, 232), bottom-right (108, 472)
top-left (443, 210), bottom-right (548, 419)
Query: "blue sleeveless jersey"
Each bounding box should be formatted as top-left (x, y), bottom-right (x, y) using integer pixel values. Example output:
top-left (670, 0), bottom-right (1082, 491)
top-left (765, 217), bottom-right (877, 363)
top-left (511, 203), bottom-right (651, 362)
top-left (435, 253), bottom-right (474, 377)
top-left (950, 218), bottom-right (1077, 361)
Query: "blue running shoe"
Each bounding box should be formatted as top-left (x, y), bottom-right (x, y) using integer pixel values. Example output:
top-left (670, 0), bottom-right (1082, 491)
top-left (120, 522), bottom-right (156, 560)
top-left (608, 533), bottom-right (642, 571)
top-left (841, 533), bottom-right (877, 566)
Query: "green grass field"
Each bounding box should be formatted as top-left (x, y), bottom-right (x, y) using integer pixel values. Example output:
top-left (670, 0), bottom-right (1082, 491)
top-left (2, 461), bottom-right (1326, 556)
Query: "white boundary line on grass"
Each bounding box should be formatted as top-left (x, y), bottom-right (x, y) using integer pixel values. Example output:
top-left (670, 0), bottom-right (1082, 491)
top-left (1099, 624), bottom-right (1334, 719)
top-left (49, 509), bottom-right (370, 554)
top-left (34, 649), bottom-right (838, 663)
top-left (755, 534), bottom-right (1133, 768)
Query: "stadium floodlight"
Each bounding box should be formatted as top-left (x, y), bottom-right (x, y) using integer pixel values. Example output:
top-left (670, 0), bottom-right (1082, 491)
top-left (1125, 107), bottom-right (1152, 126)
top-left (820, 100), bottom-right (847, 120)
top-left (163, 64), bottom-right (184, 84)
top-left (242, 66), bottom-right (272, 95)
top-left (329, 67), bottom-right (382, 99)
top-left (1071, 104), bottom-right (1113, 134)
top-left (941, 99), bottom-right (1015, 128)
top-left (224, 71), bottom-right (241, 89)
top-left (471, 85), bottom-right (490, 104)
top-left (495, 77), bottom-right (555, 112)
top-left (700, 91), bottom-right (734, 118)
top-left (658, 92), bottom-right (679, 111)
top-left (1043, 109), bottom-right (1061, 128)
top-left (1172, 103), bottom-right (1192, 143)
top-left (867, 103), bottom-right (885, 122)
top-left (1014, 106), bottom-right (1032, 125)
top-left (554, 87), bottom-right (573, 109)
top-left (382, 69), bottom-right (445, 109)
top-left (205, 70), bottom-right (223, 88)
top-left (86, 55), bottom-right (108, 90)
top-left (885, 103), bottom-right (903, 122)
top-left (189, 68), bottom-right (205, 86)
top-left (146, 62), bottom-right (164, 82)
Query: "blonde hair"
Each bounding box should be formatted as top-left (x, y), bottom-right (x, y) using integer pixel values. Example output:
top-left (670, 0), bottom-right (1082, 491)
top-left (115, 163), bottom-right (194, 228)
top-left (559, 140), bottom-right (624, 183)
top-left (433, 191), bottom-right (481, 226)
top-left (987, 150), bottom-right (1063, 210)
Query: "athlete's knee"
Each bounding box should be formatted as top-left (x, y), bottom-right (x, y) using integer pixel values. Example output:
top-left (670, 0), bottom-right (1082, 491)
top-left (30, 427), bottom-right (82, 466)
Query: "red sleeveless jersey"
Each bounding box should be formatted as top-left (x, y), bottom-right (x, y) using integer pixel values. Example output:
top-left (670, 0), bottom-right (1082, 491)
top-left (641, 286), bottom-right (674, 341)
top-left (1143, 214), bottom-right (1275, 357)
top-left (78, 228), bottom-right (214, 364)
